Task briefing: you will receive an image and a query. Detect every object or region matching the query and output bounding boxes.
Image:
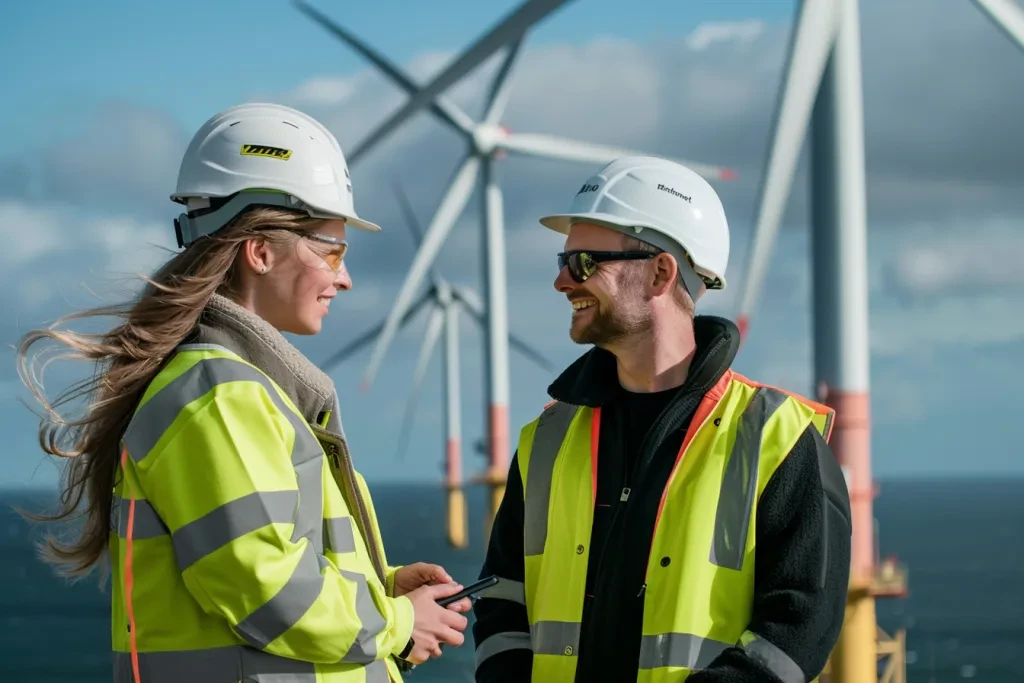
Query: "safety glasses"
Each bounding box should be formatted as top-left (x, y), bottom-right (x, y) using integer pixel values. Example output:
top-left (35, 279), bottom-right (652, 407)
top-left (301, 232), bottom-right (348, 272)
top-left (275, 228), bottom-right (348, 272)
top-left (557, 250), bottom-right (658, 283)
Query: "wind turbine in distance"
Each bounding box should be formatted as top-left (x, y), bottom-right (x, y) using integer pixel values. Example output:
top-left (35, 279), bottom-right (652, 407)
top-left (297, 0), bottom-right (739, 537)
top-left (318, 182), bottom-right (555, 549)
top-left (730, 0), bottom-right (1024, 679)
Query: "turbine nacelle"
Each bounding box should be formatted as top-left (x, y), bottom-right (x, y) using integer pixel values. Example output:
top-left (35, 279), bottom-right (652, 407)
top-left (473, 123), bottom-right (509, 155)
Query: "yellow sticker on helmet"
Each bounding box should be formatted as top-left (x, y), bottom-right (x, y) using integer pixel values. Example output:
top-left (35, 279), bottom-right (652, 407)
top-left (240, 144), bottom-right (292, 161)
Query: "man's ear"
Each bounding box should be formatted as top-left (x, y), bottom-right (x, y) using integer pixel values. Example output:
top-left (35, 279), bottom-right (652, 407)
top-left (649, 252), bottom-right (678, 297)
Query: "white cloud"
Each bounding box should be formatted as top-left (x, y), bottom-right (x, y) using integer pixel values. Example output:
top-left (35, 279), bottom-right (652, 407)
top-left (872, 294), bottom-right (1024, 356)
top-left (685, 20), bottom-right (765, 52)
top-left (884, 219), bottom-right (1024, 297)
top-left (1, 200), bottom-right (175, 320)
top-left (0, 201), bottom-right (63, 264)
top-left (288, 75), bottom-right (360, 107)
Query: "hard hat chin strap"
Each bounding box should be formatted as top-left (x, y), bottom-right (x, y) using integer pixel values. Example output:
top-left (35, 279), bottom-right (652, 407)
top-left (597, 223), bottom-right (706, 303)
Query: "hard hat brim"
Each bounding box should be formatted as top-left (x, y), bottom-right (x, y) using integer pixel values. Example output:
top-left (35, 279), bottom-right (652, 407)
top-left (315, 210), bottom-right (382, 233)
top-left (538, 211), bottom-right (645, 236)
top-left (294, 200), bottom-right (382, 233)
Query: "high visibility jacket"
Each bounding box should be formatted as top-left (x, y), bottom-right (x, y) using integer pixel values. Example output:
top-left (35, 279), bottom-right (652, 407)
top-left (110, 341), bottom-right (413, 683)
top-left (514, 369), bottom-right (835, 682)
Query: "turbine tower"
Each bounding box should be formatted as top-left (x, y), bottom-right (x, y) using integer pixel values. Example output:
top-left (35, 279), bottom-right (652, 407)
top-left (297, 0), bottom-right (737, 536)
top-left (319, 182), bottom-right (554, 549)
top-left (734, 0), bottom-right (1024, 680)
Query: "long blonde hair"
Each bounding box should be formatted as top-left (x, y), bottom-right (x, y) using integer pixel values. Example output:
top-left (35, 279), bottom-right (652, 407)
top-left (16, 204), bottom-right (321, 579)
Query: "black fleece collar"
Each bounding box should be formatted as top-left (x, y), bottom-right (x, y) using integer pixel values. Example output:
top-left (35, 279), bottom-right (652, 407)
top-left (546, 315), bottom-right (741, 407)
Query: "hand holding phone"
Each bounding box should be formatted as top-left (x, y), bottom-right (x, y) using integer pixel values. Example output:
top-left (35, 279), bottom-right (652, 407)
top-left (436, 575), bottom-right (500, 606)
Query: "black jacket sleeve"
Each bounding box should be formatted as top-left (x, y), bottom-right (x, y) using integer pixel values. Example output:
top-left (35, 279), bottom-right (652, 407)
top-left (472, 451), bottom-right (533, 683)
top-left (689, 424), bottom-right (852, 683)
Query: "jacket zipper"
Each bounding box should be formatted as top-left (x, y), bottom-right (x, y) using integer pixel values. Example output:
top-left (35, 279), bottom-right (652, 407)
top-left (312, 424), bottom-right (389, 589)
top-left (582, 336), bottom-right (730, 667)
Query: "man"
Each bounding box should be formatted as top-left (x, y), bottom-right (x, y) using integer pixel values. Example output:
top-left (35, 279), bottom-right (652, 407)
top-left (472, 155), bottom-right (852, 683)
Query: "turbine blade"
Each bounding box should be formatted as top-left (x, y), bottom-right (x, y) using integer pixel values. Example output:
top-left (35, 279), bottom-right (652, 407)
top-left (508, 331), bottom-right (556, 372)
top-left (971, 0), bottom-right (1024, 54)
top-left (349, 0), bottom-right (575, 163)
top-left (293, 0), bottom-right (475, 138)
top-left (499, 132), bottom-right (737, 182)
top-left (319, 290), bottom-right (432, 373)
top-left (392, 180), bottom-right (425, 246)
top-left (452, 286), bottom-right (555, 372)
top-left (483, 38), bottom-right (525, 125)
top-left (452, 285), bottom-right (484, 314)
top-left (736, 0), bottom-right (841, 335)
top-left (360, 154), bottom-right (482, 388)
top-left (395, 305), bottom-right (446, 461)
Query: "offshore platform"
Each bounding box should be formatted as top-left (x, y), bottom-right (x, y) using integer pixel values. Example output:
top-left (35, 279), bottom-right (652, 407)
top-left (303, 0), bottom-right (1024, 681)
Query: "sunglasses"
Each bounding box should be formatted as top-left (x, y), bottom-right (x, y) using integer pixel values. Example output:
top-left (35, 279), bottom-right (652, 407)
top-left (557, 250), bottom-right (658, 283)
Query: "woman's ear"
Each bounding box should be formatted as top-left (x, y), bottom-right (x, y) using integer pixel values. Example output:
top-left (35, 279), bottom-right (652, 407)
top-left (242, 237), bottom-right (274, 275)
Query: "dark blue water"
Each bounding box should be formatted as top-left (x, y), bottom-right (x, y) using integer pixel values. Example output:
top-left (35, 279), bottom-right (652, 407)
top-left (1, 479), bottom-right (1022, 682)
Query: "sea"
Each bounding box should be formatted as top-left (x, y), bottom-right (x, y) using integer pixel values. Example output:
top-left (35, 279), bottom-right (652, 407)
top-left (1, 478), bottom-right (1021, 683)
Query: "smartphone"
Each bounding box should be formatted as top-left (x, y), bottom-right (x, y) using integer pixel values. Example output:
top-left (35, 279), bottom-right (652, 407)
top-left (436, 575), bottom-right (500, 607)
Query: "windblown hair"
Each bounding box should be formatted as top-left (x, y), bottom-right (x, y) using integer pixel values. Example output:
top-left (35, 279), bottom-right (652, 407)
top-left (16, 205), bottom-right (320, 580)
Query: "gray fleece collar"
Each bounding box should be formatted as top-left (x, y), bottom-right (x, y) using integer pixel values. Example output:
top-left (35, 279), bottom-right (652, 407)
top-left (196, 294), bottom-right (345, 436)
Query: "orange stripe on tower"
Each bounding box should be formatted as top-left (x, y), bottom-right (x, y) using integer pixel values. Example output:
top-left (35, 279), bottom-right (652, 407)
top-left (446, 438), bottom-right (462, 488)
top-left (821, 388), bottom-right (874, 583)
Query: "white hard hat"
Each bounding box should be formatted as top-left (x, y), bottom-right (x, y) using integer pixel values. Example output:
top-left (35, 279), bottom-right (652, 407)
top-left (170, 102), bottom-right (380, 248)
top-left (539, 155), bottom-right (730, 299)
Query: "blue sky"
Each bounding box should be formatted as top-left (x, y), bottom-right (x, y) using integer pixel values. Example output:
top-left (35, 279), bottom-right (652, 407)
top-left (1, 0), bottom-right (1022, 491)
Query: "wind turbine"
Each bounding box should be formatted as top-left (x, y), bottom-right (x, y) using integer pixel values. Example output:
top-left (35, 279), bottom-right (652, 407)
top-left (319, 182), bottom-right (555, 549)
top-left (297, 0), bottom-right (738, 536)
top-left (731, 0), bottom-right (1024, 680)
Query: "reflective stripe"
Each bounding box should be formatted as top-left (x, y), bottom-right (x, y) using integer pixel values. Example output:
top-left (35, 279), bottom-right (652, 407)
top-left (122, 353), bottom-right (325, 558)
top-left (709, 387), bottom-right (787, 571)
top-left (111, 496), bottom-right (168, 539)
top-left (324, 516), bottom-right (356, 554)
top-left (475, 631), bottom-right (532, 668)
top-left (637, 632), bottom-right (731, 670)
top-left (531, 620), bottom-right (580, 656)
top-left (365, 659), bottom-right (391, 683)
top-left (525, 390), bottom-right (790, 573)
top-left (337, 568), bottom-right (387, 663)
top-left (173, 490), bottom-right (299, 571)
top-left (477, 577), bottom-right (525, 605)
top-left (113, 645), bottom-right (394, 682)
top-left (113, 644), bottom-right (316, 682)
top-left (524, 401), bottom-right (577, 556)
top-left (739, 630), bottom-right (805, 683)
top-left (235, 541), bottom-right (324, 650)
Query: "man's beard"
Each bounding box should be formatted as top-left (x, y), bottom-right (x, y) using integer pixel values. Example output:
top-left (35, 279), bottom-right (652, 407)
top-left (570, 274), bottom-right (652, 347)
top-left (570, 304), bottom-right (650, 346)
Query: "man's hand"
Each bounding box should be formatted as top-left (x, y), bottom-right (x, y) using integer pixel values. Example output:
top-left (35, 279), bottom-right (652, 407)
top-left (394, 563), bottom-right (471, 612)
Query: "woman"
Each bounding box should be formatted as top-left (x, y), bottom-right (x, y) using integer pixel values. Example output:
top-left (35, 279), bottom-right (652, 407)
top-left (17, 102), bottom-right (470, 682)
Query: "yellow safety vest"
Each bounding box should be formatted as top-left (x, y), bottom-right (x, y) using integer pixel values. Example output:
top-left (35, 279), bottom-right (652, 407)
top-left (515, 370), bottom-right (835, 682)
top-left (110, 343), bottom-right (413, 683)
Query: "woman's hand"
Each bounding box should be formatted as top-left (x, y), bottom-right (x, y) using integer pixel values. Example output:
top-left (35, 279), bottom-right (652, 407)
top-left (394, 563), bottom-right (471, 613)
top-left (403, 582), bottom-right (472, 663)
